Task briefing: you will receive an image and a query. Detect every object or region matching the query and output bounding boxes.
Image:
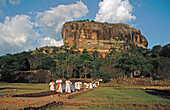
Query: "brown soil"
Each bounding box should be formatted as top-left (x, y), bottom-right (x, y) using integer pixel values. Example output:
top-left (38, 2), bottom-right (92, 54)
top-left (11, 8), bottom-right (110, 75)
top-left (0, 95), bottom-right (62, 110)
top-left (3, 91), bottom-right (58, 97)
top-left (58, 105), bottom-right (79, 110)
top-left (0, 87), bottom-right (43, 90)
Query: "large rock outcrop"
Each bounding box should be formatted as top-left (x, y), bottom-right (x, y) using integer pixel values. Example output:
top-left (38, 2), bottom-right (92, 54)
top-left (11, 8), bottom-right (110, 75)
top-left (61, 21), bottom-right (148, 50)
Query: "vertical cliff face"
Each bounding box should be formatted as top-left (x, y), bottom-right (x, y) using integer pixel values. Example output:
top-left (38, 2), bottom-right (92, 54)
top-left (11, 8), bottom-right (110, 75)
top-left (61, 21), bottom-right (148, 50)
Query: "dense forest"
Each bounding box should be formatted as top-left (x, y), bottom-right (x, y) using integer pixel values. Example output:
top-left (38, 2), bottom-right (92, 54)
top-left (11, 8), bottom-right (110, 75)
top-left (0, 43), bottom-right (170, 83)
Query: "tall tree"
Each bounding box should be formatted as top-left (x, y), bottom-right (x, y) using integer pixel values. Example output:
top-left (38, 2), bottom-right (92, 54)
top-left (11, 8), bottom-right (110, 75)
top-left (161, 44), bottom-right (170, 58)
top-left (151, 45), bottom-right (162, 58)
top-left (152, 56), bottom-right (170, 80)
top-left (79, 49), bottom-right (94, 79)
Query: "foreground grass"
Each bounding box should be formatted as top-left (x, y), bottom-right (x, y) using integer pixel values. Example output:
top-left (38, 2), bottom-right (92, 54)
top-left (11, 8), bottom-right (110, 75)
top-left (79, 105), bottom-right (153, 110)
top-left (74, 87), bottom-right (169, 105)
top-left (0, 83), bottom-right (49, 96)
top-left (48, 84), bottom-right (169, 110)
top-left (48, 105), bottom-right (151, 110)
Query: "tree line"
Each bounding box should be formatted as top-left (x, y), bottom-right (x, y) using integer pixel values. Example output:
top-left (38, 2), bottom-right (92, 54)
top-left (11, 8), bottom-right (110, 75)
top-left (0, 43), bottom-right (169, 82)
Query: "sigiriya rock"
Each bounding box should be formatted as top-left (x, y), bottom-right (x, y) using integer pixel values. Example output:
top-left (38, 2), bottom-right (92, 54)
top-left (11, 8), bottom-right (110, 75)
top-left (61, 21), bottom-right (148, 51)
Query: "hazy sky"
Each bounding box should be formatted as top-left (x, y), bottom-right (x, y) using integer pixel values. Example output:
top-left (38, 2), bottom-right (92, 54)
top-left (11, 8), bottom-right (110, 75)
top-left (0, 0), bottom-right (169, 55)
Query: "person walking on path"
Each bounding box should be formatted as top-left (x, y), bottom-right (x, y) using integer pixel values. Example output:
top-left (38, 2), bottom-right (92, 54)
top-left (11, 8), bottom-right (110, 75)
top-left (89, 81), bottom-right (93, 89)
top-left (65, 78), bottom-right (72, 94)
top-left (77, 80), bottom-right (82, 91)
top-left (56, 77), bottom-right (63, 97)
top-left (49, 79), bottom-right (55, 97)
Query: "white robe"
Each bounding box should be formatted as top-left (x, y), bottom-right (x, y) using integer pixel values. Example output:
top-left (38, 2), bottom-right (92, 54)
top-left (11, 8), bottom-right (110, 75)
top-left (56, 79), bottom-right (63, 93)
top-left (89, 83), bottom-right (93, 89)
top-left (75, 82), bottom-right (78, 90)
top-left (77, 81), bottom-right (82, 90)
top-left (86, 83), bottom-right (89, 89)
top-left (49, 82), bottom-right (55, 91)
top-left (65, 80), bottom-right (72, 93)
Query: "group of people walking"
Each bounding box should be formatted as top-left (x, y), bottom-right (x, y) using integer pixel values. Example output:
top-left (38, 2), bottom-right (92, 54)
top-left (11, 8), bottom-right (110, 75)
top-left (49, 77), bottom-right (100, 97)
top-left (49, 77), bottom-right (71, 97)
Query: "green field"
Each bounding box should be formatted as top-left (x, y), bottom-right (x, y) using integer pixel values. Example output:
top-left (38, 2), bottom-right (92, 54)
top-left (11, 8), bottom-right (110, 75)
top-left (0, 83), bottom-right (49, 96)
top-left (48, 83), bottom-right (170, 110)
top-left (74, 87), bottom-right (169, 105)
top-left (0, 83), bottom-right (169, 110)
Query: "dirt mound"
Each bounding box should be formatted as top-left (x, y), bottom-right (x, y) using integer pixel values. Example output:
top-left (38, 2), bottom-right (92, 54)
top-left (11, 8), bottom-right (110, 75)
top-left (0, 87), bottom-right (42, 90)
top-left (3, 91), bottom-right (58, 97)
top-left (23, 101), bottom-right (63, 110)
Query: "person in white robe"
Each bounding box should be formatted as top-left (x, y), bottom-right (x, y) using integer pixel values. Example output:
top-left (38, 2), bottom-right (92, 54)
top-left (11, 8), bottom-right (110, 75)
top-left (77, 80), bottom-right (82, 91)
top-left (89, 82), bottom-right (93, 89)
top-left (56, 77), bottom-right (63, 97)
top-left (93, 82), bottom-right (96, 88)
top-left (49, 80), bottom-right (55, 97)
top-left (86, 83), bottom-right (89, 89)
top-left (65, 78), bottom-right (72, 94)
top-left (97, 81), bottom-right (100, 86)
top-left (74, 81), bottom-right (78, 91)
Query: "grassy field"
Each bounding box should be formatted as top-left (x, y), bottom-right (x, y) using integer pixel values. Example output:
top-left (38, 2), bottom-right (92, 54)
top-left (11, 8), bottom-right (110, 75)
top-left (0, 83), bottom-right (49, 96)
top-left (71, 84), bottom-right (170, 109)
top-left (46, 83), bottom-right (170, 110)
top-left (47, 106), bottom-right (151, 110)
top-left (74, 87), bottom-right (169, 105)
top-left (0, 83), bottom-right (169, 109)
top-left (79, 105), bottom-right (153, 110)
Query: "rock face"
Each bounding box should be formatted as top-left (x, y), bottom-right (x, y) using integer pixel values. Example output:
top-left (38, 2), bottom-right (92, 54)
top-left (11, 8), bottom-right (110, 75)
top-left (61, 21), bottom-right (148, 50)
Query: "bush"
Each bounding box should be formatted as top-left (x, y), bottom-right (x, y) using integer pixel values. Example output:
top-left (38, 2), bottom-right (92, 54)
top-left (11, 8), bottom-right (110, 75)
top-left (33, 69), bottom-right (51, 83)
top-left (98, 65), bottom-right (117, 82)
top-left (152, 57), bottom-right (170, 80)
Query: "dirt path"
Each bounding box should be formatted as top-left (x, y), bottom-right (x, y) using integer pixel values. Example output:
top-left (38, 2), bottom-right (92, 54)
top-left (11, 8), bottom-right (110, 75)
top-left (0, 94), bottom-right (62, 110)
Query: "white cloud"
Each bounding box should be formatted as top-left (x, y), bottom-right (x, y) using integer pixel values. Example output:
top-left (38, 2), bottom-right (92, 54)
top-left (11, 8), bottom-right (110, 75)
top-left (0, 15), bottom-right (40, 55)
top-left (38, 37), bottom-right (64, 47)
top-left (95, 0), bottom-right (136, 23)
top-left (36, 1), bottom-right (88, 41)
top-left (9, 0), bottom-right (20, 5)
top-left (0, 1), bottom-right (89, 55)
